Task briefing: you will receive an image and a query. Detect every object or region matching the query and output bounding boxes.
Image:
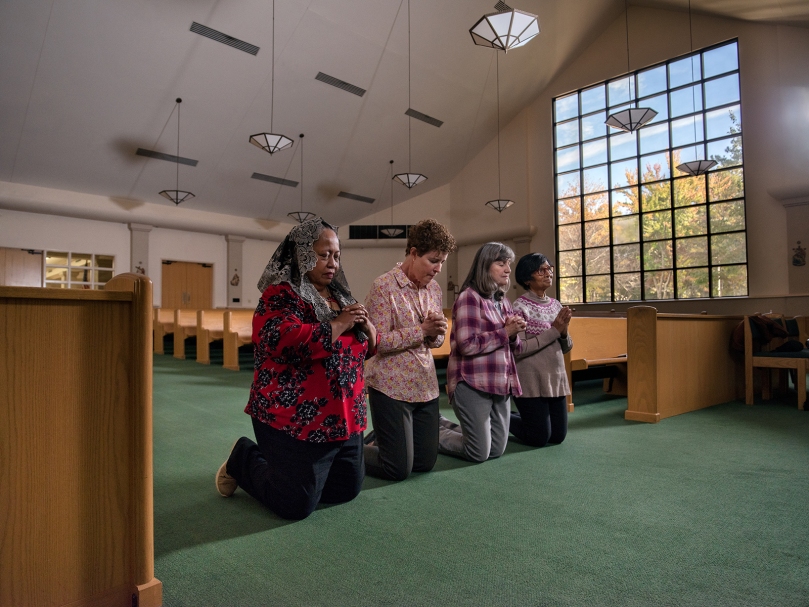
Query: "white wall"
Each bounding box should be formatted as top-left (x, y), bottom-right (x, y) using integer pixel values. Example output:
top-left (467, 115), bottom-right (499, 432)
top-left (0, 208), bottom-right (130, 274)
top-left (241, 238), bottom-right (281, 309)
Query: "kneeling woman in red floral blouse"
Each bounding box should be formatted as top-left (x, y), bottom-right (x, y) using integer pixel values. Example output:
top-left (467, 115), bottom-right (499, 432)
top-left (215, 217), bottom-right (377, 520)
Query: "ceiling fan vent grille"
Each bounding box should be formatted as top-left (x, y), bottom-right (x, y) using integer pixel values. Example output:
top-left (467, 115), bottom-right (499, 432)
top-left (337, 191), bottom-right (374, 204)
top-left (136, 148), bottom-right (198, 166)
top-left (315, 72), bottom-right (366, 97)
top-left (251, 172), bottom-right (298, 187)
top-left (405, 108), bottom-right (443, 128)
top-left (190, 22), bottom-right (259, 55)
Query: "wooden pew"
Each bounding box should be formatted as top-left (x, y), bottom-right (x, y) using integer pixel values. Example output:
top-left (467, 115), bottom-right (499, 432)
top-left (0, 274), bottom-right (161, 607)
top-left (223, 309), bottom-right (255, 371)
top-left (196, 309), bottom-right (226, 365)
top-left (563, 314), bottom-right (628, 412)
top-left (173, 309), bottom-right (198, 360)
top-left (626, 305), bottom-right (742, 423)
top-left (153, 307), bottom-right (175, 354)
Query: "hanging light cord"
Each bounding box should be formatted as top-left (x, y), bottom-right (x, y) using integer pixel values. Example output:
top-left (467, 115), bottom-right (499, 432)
top-left (407, 0), bottom-right (412, 173)
top-left (176, 99), bottom-right (181, 191)
top-left (390, 160), bottom-right (395, 223)
top-left (299, 134), bottom-right (304, 212)
top-left (688, 0), bottom-right (698, 155)
top-left (496, 53), bottom-right (501, 200)
top-left (624, 0), bottom-right (630, 73)
top-left (271, 0), bottom-right (275, 132)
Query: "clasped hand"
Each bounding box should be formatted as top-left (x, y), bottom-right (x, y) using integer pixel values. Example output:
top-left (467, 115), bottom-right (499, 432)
top-left (504, 314), bottom-right (527, 337)
top-left (421, 310), bottom-right (448, 338)
top-left (551, 306), bottom-right (572, 336)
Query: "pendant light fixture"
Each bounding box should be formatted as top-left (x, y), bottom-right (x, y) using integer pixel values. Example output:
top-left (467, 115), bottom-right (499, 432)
top-left (393, 0), bottom-right (427, 189)
top-left (485, 54), bottom-right (514, 213)
top-left (249, 0), bottom-right (293, 155)
top-left (381, 160), bottom-right (405, 237)
top-left (676, 0), bottom-right (717, 177)
top-left (159, 98), bottom-right (195, 205)
top-left (605, 0), bottom-right (657, 133)
top-left (288, 134), bottom-right (315, 223)
top-left (469, 1), bottom-right (539, 53)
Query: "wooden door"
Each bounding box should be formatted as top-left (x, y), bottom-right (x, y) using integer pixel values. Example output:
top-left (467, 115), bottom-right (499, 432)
top-left (161, 261), bottom-right (213, 309)
top-left (0, 247), bottom-right (43, 287)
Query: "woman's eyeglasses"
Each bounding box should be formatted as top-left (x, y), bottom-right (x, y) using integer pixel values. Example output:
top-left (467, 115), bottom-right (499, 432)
top-left (536, 265), bottom-right (554, 276)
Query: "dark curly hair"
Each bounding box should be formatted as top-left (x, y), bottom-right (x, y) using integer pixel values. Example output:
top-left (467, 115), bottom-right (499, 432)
top-left (405, 219), bottom-right (457, 256)
top-left (515, 252), bottom-right (549, 290)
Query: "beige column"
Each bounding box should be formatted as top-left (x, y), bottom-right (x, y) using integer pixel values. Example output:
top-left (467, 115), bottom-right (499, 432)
top-left (226, 235), bottom-right (245, 307)
top-left (128, 223), bottom-right (153, 277)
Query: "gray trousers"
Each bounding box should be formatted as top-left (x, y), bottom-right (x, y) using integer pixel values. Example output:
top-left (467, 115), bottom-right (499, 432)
top-left (438, 381), bottom-right (511, 462)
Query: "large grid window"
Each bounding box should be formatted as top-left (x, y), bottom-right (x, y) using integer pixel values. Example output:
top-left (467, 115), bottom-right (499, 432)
top-left (45, 251), bottom-right (115, 289)
top-left (553, 40), bottom-right (747, 303)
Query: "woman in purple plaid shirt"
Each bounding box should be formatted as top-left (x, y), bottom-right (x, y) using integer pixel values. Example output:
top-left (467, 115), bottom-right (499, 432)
top-left (438, 242), bottom-right (527, 462)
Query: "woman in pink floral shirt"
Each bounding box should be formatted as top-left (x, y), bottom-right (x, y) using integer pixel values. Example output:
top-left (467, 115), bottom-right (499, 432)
top-left (363, 219), bottom-right (457, 480)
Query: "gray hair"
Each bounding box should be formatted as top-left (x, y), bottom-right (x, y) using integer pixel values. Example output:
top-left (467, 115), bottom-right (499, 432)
top-left (460, 242), bottom-right (515, 299)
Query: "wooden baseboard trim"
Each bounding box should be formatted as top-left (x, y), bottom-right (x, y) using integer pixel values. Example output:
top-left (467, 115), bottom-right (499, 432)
top-left (624, 410), bottom-right (660, 423)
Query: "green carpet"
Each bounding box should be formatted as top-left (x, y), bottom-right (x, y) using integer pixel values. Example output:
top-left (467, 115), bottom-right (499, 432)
top-left (153, 355), bottom-right (809, 606)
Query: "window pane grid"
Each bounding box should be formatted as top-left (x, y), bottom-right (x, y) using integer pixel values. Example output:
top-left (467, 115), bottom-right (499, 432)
top-left (553, 40), bottom-right (746, 302)
top-left (44, 251), bottom-right (115, 290)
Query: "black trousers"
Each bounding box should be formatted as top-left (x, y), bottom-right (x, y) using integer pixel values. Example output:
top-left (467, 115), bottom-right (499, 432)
top-left (227, 418), bottom-right (364, 520)
top-left (364, 387), bottom-right (439, 481)
top-left (510, 395), bottom-right (568, 447)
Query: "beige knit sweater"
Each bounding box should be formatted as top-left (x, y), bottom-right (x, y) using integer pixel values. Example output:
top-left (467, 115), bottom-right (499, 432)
top-left (512, 291), bottom-right (573, 399)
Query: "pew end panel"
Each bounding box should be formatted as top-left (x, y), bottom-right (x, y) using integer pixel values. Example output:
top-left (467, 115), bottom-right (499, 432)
top-left (172, 309), bottom-right (197, 360)
top-left (1, 274), bottom-right (161, 607)
top-left (153, 307), bottom-right (175, 354)
top-left (196, 309), bottom-right (225, 365)
top-left (223, 309), bottom-right (255, 371)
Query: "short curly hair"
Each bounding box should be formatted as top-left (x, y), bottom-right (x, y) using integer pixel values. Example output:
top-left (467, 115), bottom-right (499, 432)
top-left (405, 219), bottom-right (457, 256)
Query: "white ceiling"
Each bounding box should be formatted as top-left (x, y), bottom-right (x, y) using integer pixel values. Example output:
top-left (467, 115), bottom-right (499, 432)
top-left (1, 0), bottom-right (807, 228)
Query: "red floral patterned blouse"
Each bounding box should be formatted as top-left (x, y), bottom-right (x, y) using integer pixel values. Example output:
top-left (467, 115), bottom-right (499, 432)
top-left (244, 283), bottom-right (370, 442)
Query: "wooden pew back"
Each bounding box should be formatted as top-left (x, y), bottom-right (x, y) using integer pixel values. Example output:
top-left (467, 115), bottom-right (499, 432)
top-left (0, 275), bottom-right (161, 606)
top-left (563, 315), bottom-right (628, 411)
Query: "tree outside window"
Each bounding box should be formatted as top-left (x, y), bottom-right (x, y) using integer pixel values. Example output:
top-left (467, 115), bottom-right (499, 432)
top-left (553, 40), bottom-right (747, 303)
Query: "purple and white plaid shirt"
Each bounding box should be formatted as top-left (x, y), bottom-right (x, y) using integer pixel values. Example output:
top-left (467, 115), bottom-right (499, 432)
top-left (446, 287), bottom-right (522, 401)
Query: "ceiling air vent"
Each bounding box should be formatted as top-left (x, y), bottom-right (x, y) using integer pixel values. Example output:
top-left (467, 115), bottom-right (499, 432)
top-left (337, 191), bottom-right (374, 204)
top-left (251, 172), bottom-right (298, 187)
top-left (405, 108), bottom-right (443, 128)
top-left (315, 72), bottom-right (366, 97)
top-left (136, 148), bottom-right (198, 166)
top-left (190, 22), bottom-right (259, 55)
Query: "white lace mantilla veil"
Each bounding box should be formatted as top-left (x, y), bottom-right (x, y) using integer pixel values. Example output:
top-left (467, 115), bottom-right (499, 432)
top-left (256, 217), bottom-right (357, 324)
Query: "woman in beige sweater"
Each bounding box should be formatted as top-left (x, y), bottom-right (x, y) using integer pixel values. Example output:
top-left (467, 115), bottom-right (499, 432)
top-left (511, 253), bottom-right (572, 447)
